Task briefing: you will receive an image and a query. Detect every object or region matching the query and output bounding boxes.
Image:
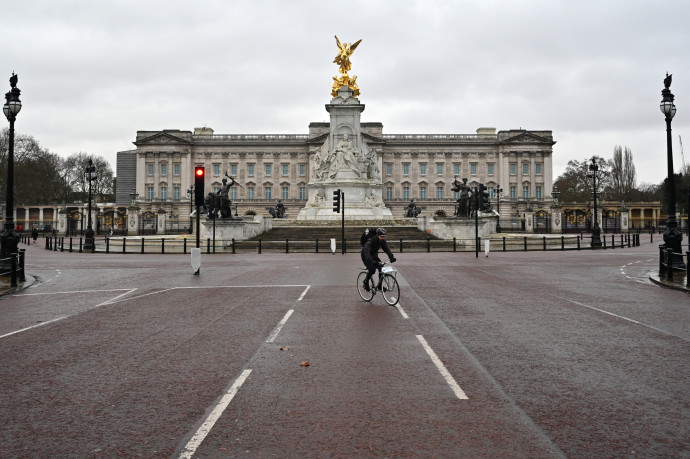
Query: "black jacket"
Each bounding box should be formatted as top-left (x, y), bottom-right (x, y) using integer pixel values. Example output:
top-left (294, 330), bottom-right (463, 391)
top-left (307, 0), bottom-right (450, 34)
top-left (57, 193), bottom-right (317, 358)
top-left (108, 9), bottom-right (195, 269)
top-left (361, 236), bottom-right (394, 266)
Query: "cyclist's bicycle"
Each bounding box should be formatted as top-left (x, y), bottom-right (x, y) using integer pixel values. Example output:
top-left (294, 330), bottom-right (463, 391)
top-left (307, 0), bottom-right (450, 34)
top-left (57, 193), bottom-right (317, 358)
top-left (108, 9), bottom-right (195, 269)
top-left (357, 262), bottom-right (400, 306)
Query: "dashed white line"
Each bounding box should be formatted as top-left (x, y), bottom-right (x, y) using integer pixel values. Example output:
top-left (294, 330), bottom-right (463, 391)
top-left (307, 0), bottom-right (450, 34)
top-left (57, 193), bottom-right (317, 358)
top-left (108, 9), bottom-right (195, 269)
top-left (395, 303), bottom-right (409, 319)
top-left (178, 369), bottom-right (252, 459)
top-left (266, 309), bottom-right (294, 343)
top-left (416, 335), bottom-right (468, 400)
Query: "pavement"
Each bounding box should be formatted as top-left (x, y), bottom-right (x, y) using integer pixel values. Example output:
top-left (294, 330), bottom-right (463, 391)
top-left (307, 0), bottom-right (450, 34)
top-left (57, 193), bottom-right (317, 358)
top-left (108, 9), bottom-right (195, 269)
top-left (1, 238), bottom-right (689, 457)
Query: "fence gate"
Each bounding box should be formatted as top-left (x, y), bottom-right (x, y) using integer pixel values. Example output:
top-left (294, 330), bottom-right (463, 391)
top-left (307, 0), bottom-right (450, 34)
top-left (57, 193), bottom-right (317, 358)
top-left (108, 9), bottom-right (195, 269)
top-left (534, 210), bottom-right (551, 233)
top-left (602, 209), bottom-right (621, 233)
top-left (562, 209), bottom-right (589, 233)
top-left (140, 211), bottom-right (157, 235)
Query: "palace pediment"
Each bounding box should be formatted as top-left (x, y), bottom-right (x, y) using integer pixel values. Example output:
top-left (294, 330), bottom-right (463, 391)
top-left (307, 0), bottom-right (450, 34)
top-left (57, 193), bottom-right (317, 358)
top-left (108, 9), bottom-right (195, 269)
top-left (499, 131), bottom-right (555, 145)
top-left (134, 132), bottom-right (193, 146)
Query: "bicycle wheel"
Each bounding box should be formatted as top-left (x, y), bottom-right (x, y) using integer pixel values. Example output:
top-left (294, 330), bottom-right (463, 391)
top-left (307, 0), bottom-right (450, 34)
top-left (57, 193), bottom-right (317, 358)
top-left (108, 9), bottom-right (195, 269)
top-left (380, 274), bottom-right (400, 306)
top-left (357, 271), bottom-right (375, 301)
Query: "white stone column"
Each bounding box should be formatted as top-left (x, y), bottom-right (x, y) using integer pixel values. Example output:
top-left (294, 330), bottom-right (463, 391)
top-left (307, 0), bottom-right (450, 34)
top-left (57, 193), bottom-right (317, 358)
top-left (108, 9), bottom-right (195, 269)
top-left (551, 208), bottom-right (562, 234)
top-left (157, 209), bottom-right (167, 235)
top-left (127, 206), bottom-right (140, 235)
top-left (620, 209), bottom-right (629, 233)
top-left (524, 210), bottom-right (534, 233)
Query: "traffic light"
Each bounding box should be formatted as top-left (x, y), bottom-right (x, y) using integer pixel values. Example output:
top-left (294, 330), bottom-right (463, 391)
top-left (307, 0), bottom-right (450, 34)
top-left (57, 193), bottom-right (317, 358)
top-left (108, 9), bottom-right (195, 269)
top-left (478, 183), bottom-right (492, 212)
top-left (194, 167), bottom-right (205, 206)
top-left (332, 189), bottom-right (341, 213)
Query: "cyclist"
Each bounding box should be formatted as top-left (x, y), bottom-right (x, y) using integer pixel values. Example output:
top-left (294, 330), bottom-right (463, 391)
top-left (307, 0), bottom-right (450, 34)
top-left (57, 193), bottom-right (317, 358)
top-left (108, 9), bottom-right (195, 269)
top-left (361, 227), bottom-right (396, 291)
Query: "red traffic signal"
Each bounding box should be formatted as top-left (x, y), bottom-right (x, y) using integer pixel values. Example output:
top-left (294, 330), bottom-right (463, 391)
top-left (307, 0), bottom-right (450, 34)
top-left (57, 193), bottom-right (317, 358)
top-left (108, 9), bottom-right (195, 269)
top-left (194, 167), bottom-right (205, 206)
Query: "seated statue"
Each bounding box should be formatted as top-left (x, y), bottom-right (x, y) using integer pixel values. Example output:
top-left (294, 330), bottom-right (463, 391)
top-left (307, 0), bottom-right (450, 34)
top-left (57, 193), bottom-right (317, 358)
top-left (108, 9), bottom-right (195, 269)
top-left (405, 199), bottom-right (420, 218)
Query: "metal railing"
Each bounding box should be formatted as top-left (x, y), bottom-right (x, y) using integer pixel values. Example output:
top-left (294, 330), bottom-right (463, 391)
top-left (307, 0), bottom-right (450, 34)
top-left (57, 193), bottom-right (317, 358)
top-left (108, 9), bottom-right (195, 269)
top-left (44, 233), bottom-right (642, 255)
top-left (0, 249), bottom-right (26, 287)
top-left (658, 245), bottom-right (690, 287)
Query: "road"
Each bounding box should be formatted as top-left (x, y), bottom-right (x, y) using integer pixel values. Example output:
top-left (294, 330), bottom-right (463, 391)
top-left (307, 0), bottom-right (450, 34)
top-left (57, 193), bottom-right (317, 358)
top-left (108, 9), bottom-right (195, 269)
top-left (0, 240), bottom-right (688, 457)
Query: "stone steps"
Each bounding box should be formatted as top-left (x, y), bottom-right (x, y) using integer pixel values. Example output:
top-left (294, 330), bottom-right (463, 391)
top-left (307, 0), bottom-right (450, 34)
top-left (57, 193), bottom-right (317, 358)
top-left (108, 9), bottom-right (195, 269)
top-left (248, 225), bottom-right (439, 241)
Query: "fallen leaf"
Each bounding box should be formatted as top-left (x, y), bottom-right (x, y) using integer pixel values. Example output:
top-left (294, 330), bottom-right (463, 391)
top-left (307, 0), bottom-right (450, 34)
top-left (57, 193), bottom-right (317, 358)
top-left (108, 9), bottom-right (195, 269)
top-left (279, 346), bottom-right (289, 351)
top-left (301, 361), bottom-right (310, 366)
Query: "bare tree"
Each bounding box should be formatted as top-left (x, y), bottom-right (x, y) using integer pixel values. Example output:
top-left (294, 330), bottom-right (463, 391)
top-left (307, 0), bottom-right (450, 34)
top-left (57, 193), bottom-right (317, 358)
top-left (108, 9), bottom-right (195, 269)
top-left (610, 145), bottom-right (636, 201)
top-left (63, 153), bottom-right (114, 202)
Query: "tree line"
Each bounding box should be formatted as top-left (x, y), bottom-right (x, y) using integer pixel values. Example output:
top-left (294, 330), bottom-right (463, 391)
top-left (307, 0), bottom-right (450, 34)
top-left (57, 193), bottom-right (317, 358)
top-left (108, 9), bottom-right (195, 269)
top-left (0, 128), bottom-right (114, 206)
top-left (554, 145), bottom-right (690, 215)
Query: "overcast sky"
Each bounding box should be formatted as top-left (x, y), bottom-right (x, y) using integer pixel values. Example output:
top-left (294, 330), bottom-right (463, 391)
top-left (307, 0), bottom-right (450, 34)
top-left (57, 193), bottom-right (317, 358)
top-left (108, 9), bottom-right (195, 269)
top-left (4, 0), bottom-right (689, 185)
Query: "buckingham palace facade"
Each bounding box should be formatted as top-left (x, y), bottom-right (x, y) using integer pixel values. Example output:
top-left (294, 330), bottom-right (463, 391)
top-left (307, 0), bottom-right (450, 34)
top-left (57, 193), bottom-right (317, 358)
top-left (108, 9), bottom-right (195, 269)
top-left (116, 123), bottom-right (556, 229)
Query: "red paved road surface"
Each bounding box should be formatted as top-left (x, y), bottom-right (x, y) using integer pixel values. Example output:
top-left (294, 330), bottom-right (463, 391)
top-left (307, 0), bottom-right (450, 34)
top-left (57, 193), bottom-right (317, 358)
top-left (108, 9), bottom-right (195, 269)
top-left (0, 241), bottom-right (688, 457)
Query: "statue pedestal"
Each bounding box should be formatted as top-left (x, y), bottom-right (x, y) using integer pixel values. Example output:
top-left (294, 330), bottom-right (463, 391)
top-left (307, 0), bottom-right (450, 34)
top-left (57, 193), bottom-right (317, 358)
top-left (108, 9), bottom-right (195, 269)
top-left (296, 181), bottom-right (394, 222)
top-left (421, 213), bottom-right (498, 241)
top-left (200, 216), bottom-right (272, 244)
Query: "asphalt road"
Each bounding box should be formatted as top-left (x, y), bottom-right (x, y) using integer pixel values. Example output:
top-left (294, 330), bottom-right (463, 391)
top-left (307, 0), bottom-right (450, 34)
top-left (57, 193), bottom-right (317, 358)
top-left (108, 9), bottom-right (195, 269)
top-left (0, 240), bottom-right (688, 457)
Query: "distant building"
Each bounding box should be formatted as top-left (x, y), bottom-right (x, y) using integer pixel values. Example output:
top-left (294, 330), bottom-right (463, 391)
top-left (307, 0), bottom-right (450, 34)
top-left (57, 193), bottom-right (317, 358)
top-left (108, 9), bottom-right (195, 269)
top-left (118, 122), bottom-right (558, 228)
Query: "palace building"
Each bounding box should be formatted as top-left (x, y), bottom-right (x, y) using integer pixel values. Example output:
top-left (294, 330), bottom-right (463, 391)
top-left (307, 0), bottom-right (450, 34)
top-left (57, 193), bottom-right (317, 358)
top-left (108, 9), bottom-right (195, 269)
top-left (116, 123), bottom-right (557, 230)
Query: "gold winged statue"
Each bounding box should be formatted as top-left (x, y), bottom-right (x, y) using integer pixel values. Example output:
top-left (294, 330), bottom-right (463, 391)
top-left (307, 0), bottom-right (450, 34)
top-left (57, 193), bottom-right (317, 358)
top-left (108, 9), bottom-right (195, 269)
top-left (332, 35), bottom-right (362, 98)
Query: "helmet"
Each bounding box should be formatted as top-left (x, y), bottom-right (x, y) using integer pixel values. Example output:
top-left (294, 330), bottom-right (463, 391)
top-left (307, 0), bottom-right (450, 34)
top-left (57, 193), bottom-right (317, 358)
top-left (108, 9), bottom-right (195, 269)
top-left (376, 227), bottom-right (387, 236)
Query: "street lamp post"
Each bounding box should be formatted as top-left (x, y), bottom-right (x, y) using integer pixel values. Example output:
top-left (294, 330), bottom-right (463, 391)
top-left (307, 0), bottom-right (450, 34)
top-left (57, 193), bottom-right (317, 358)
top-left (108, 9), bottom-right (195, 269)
top-left (587, 157), bottom-right (602, 247)
top-left (83, 159), bottom-right (97, 251)
top-left (495, 185), bottom-right (503, 232)
top-left (1, 73), bottom-right (22, 263)
top-left (660, 73), bottom-right (685, 268)
top-left (186, 186), bottom-right (194, 233)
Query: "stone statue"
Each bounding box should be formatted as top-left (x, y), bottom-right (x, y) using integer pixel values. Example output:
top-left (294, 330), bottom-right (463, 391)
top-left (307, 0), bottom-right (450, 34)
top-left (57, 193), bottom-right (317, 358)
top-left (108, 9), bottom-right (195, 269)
top-left (452, 178), bottom-right (471, 217)
top-left (218, 177), bottom-right (235, 218)
top-left (405, 199), bottom-right (420, 218)
top-left (330, 133), bottom-right (361, 177)
top-left (360, 145), bottom-right (380, 180)
top-left (268, 200), bottom-right (286, 218)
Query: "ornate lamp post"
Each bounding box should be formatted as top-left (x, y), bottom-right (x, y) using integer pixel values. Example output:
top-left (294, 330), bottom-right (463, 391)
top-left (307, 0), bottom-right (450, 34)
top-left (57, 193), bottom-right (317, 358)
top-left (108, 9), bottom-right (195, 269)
top-left (495, 184), bottom-right (503, 232)
top-left (83, 159), bottom-right (97, 250)
top-left (660, 73), bottom-right (685, 267)
top-left (587, 157), bottom-right (602, 247)
top-left (1, 73), bottom-right (22, 262)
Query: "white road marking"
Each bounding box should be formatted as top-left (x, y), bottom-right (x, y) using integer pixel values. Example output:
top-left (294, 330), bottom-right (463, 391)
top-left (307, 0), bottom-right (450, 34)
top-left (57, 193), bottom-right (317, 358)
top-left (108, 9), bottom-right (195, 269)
top-left (266, 309), bottom-right (294, 343)
top-left (0, 317), bottom-right (66, 339)
top-left (395, 303), bottom-right (409, 319)
top-left (297, 285), bottom-right (310, 301)
top-left (178, 369), bottom-right (252, 459)
top-left (416, 335), bottom-right (468, 400)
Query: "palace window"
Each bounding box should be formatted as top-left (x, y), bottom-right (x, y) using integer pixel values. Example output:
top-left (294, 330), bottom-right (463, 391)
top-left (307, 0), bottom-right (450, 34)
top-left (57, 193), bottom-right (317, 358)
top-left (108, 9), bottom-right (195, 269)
top-left (437, 186), bottom-right (443, 199)
top-left (536, 163), bottom-right (542, 175)
top-left (160, 187), bottom-right (167, 200)
top-left (282, 186), bottom-right (289, 199)
top-left (420, 187), bottom-right (426, 199)
top-left (536, 186), bottom-right (542, 199)
top-left (247, 187), bottom-right (255, 199)
top-left (437, 164), bottom-right (443, 175)
top-left (523, 185), bottom-right (529, 199)
top-left (420, 164), bottom-right (426, 175)
top-left (386, 164), bottom-right (393, 175)
top-left (147, 164), bottom-right (154, 175)
top-left (403, 186), bottom-right (410, 199)
top-left (510, 186), bottom-right (516, 199)
top-left (386, 187), bottom-right (393, 200)
top-left (299, 187), bottom-right (306, 200)
top-left (488, 163), bottom-right (494, 175)
top-left (523, 163), bottom-right (529, 175)
top-left (248, 164), bottom-right (255, 176)
top-left (160, 164), bottom-right (167, 175)
top-left (231, 187), bottom-right (237, 200)
top-left (299, 164), bottom-right (306, 176)
top-left (265, 164), bottom-right (272, 176)
top-left (147, 186), bottom-right (154, 200)
top-left (213, 164), bottom-right (221, 175)
top-left (453, 163), bottom-right (460, 175)
top-left (174, 164), bottom-right (180, 176)
top-left (510, 163), bottom-right (516, 175)
top-left (174, 186), bottom-right (180, 200)
top-left (231, 164), bottom-right (238, 175)
top-left (403, 164), bottom-right (410, 175)
top-left (470, 163), bottom-right (477, 175)
top-left (282, 164), bottom-right (289, 175)
top-left (265, 186), bottom-right (272, 199)
top-left (488, 187), bottom-right (494, 198)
